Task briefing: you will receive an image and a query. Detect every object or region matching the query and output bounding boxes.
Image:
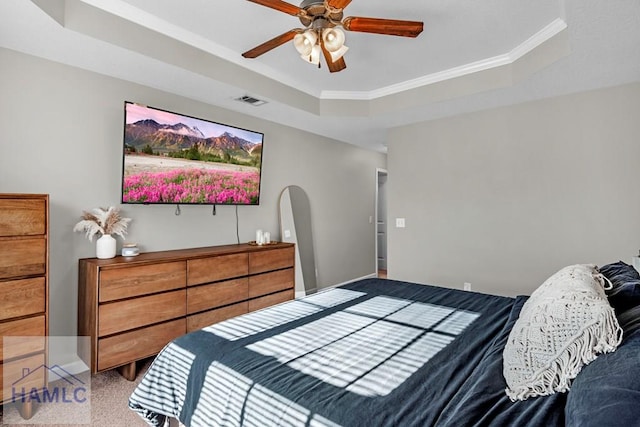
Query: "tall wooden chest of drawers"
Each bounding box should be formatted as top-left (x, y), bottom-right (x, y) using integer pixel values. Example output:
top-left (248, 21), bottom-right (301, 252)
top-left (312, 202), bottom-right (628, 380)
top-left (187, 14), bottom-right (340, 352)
top-left (0, 194), bottom-right (49, 411)
top-left (78, 242), bottom-right (294, 380)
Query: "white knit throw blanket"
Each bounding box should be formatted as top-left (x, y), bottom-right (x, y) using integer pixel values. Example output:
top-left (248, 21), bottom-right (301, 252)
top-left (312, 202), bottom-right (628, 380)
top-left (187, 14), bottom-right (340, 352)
top-left (503, 264), bottom-right (623, 401)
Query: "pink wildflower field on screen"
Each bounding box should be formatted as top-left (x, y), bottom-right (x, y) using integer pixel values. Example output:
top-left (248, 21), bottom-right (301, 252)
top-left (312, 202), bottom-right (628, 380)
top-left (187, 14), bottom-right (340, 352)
top-left (123, 168), bottom-right (260, 204)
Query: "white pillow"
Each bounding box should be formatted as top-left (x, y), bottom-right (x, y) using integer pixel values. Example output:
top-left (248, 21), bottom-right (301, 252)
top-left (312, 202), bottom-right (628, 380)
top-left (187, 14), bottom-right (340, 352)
top-left (503, 264), bottom-right (623, 401)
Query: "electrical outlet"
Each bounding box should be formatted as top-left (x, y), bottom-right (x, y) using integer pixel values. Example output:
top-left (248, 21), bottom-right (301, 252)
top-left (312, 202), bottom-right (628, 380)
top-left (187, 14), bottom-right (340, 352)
top-left (284, 229), bottom-right (291, 238)
top-left (395, 218), bottom-right (406, 228)
top-left (464, 282), bottom-right (472, 291)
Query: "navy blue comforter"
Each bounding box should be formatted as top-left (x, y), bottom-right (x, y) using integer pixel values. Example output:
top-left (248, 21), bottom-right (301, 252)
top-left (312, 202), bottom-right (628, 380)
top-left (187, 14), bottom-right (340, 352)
top-left (130, 278), bottom-right (567, 426)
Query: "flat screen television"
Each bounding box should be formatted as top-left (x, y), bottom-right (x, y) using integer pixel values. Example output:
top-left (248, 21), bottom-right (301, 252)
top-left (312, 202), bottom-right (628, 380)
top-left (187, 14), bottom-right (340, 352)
top-left (121, 102), bottom-right (263, 205)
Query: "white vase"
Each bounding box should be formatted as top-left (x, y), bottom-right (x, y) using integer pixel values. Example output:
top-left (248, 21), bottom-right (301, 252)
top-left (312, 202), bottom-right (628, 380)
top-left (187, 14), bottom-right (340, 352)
top-left (96, 234), bottom-right (117, 259)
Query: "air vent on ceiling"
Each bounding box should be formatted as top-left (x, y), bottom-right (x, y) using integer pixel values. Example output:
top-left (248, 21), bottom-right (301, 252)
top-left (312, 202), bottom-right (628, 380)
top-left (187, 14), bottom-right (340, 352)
top-left (235, 95), bottom-right (267, 106)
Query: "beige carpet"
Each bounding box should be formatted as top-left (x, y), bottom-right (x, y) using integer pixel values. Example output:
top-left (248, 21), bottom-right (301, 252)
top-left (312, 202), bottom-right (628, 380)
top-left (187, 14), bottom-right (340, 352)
top-left (1, 358), bottom-right (155, 426)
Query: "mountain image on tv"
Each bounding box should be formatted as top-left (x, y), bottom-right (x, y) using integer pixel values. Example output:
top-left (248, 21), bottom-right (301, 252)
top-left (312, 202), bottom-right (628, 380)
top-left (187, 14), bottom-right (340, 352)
top-left (122, 103), bottom-right (263, 205)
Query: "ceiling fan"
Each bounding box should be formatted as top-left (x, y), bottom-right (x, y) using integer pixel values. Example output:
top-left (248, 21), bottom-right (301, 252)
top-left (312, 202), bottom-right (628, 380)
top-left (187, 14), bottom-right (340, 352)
top-left (242, 0), bottom-right (424, 73)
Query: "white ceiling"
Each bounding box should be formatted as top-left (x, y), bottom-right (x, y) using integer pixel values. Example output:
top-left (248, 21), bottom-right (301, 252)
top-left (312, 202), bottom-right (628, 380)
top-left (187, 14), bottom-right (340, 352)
top-left (1, 0), bottom-right (639, 152)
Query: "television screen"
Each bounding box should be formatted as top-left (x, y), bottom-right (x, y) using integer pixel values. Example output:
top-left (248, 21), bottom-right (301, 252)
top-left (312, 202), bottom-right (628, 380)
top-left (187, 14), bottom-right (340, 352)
top-left (121, 102), bottom-right (263, 205)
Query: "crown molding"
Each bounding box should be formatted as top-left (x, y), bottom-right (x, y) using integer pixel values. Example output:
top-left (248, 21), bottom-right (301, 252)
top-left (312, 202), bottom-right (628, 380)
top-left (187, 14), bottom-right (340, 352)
top-left (320, 18), bottom-right (568, 101)
top-left (63, 2), bottom-right (567, 105)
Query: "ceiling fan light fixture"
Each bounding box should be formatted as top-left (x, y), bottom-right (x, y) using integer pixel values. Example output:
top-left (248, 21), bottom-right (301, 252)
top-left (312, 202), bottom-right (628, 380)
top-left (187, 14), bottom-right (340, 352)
top-left (293, 33), bottom-right (311, 56)
top-left (243, 0), bottom-right (423, 74)
top-left (294, 29), bottom-right (319, 56)
top-left (322, 27), bottom-right (346, 52)
top-left (306, 44), bottom-right (321, 65)
top-left (303, 29), bottom-right (318, 45)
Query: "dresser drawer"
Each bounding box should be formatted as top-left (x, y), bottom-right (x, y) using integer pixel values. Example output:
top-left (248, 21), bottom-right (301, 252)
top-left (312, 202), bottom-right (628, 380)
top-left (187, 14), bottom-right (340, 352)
top-left (187, 278), bottom-right (248, 315)
top-left (98, 290), bottom-right (186, 336)
top-left (0, 199), bottom-right (46, 237)
top-left (249, 268), bottom-right (294, 299)
top-left (1, 353), bottom-right (46, 403)
top-left (97, 318), bottom-right (185, 371)
top-left (249, 289), bottom-right (294, 312)
top-left (99, 262), bottom-right (186, 302)
top-left (0, 238), bottom-right (46, 280)
top-left (0, 315), bottom-right (46, 361)
top-left (187, 301), bottom-right (248, 332)
top-left (187, 253), bottom-right (248, 286)
top-left (249, 247), bottom-right (294, 274)
top-left (0, 277), bottom-right (46, 321)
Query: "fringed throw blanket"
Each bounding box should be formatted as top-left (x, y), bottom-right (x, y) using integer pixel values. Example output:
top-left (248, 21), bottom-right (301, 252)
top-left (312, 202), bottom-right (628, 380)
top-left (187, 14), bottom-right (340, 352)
top-left (503, 264), bottom-right (623, 401)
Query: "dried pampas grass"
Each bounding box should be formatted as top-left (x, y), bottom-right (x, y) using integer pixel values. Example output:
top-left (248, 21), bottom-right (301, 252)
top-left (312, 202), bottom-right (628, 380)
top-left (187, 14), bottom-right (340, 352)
top-left (73, 206), bottom-right (131, 241)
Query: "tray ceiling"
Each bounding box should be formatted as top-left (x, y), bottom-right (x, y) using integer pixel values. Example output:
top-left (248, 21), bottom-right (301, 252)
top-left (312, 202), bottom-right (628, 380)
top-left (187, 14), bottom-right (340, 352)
top-left (1, 0), bottom-right (639, 151)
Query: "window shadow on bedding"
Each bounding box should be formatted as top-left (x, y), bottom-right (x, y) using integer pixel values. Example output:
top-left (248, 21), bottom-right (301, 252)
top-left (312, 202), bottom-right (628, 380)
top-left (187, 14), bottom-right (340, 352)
top-left (186, 294), bottom-right (479, 426)
top-left (244, 295), bottom-right (479, 397)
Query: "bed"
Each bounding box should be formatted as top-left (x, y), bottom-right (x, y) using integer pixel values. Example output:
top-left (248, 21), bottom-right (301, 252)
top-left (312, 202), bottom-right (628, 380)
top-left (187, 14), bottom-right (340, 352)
top-left (129, 263), bottom-right (640, 427)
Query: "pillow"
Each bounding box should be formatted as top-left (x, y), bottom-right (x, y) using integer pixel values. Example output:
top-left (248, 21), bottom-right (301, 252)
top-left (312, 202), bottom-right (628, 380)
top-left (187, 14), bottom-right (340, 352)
top-left (503, 264), bottom-right (623, 401)
top-left (598, 261), bottom-right (640, 285)
top-left (607, 280), bottom-right (640, 313)
top-left (598, 261), bottom-right (640, 313)
top-left (618, 305), bottom-right (640, 337)
top-left (565, 328), bottom-right (640, 425)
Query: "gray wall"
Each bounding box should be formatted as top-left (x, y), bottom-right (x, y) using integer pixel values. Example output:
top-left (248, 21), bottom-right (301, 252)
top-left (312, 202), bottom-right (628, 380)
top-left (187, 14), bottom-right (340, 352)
top-left (388, 82), bottom-right (640, 297)
top-left (0, 48), bottom-right (385, 349)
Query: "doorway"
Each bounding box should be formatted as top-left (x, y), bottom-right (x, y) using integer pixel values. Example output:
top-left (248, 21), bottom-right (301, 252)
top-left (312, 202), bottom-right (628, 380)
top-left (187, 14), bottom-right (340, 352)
top-left (376, 169), bottom-right (388, 278)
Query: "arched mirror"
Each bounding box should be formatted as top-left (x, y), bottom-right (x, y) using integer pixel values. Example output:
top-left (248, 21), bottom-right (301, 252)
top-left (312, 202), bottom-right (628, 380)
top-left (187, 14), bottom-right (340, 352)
top-left (279, 186), bottom-right (317, 297)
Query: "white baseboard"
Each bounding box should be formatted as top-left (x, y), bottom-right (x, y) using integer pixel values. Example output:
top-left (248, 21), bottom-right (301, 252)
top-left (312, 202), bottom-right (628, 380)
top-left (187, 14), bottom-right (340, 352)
top-left (296, 273), bottom-right (378, 298)
top-left (333, 273), bottom-right (377, 287)
top-left (58, 359), bottom-right (90, 375)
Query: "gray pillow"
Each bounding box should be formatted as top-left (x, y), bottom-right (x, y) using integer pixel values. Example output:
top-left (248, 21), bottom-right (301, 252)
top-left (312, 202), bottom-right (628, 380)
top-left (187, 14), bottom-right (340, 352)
top-left (565, 324), bottom-right (640, 425)
top-left (618, 305), bottom-right (640, 336)
top-left (598, 261), bottom-right (640, 313)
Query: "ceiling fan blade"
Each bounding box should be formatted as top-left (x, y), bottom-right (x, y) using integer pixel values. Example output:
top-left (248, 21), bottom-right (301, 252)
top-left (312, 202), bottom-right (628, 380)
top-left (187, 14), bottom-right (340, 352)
top-left (242, 29), bottom-right (301, 58)
top-left (326, 55), bottom-right (347, 73)
top-left (320, 41), bottom-right (347, 73)
top-left (247, 0), bottom-right (304, 16)
top-left (342, 16), bottom-right (424, 37)
top-left (325, 0), bottom-right (352, 10)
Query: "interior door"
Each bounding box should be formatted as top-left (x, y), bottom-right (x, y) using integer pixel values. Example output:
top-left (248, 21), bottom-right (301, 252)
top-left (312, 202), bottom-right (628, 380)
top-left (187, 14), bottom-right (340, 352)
top-left (376, 170), bottom-right (388, 275)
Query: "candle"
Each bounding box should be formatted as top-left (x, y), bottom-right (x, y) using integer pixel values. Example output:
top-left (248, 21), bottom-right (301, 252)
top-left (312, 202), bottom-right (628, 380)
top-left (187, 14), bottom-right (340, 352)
top-left (264, 231), bottom-right (271, 244)
top-left (256, 229), bottom-right (263, 245)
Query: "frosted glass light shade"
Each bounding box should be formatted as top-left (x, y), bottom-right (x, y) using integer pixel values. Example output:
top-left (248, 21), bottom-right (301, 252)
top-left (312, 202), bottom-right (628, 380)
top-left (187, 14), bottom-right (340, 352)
top-left (293, 33), bottom-right (312, 56)
top-left (294, 29), bottom-right (319, 57)
top-left (329, 45), bottom-right (349, 61)
top-left (301, 44), bottom-right (321, 65)
top-left (322, 27), bottom-right (346, 52)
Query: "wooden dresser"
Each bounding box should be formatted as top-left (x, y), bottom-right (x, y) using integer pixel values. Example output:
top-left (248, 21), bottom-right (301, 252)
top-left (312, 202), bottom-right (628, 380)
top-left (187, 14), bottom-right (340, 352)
top-left (78, 242), bottom-right (294, 380)
top-left (0, 194), bottom-right (49, 416)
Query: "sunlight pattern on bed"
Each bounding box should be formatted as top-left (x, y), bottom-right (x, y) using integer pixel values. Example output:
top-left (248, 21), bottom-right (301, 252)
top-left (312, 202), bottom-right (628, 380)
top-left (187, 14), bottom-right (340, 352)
top-left (288, 320), bottom-right (422, 388)
top-left (191, 362), bottom-right (343, 427)
top-left (347, 332), bottom-right (454, 396)
top-left (248, 312), bottom-right (376, 363)
top-left (434, 310), bottom-right (481, 334)
top-left (130, 343), bottom-right (195, 416)
top-left (344, 296), bottom-right (411, 317)
top-left (128, 280), bottom-right (519, 427)
top-left (247, 296), bottom-right (479, 397)
top-left (386, 302), bottom-right (455, 329)
top-left (205, 289), bottom-right (366, 341)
